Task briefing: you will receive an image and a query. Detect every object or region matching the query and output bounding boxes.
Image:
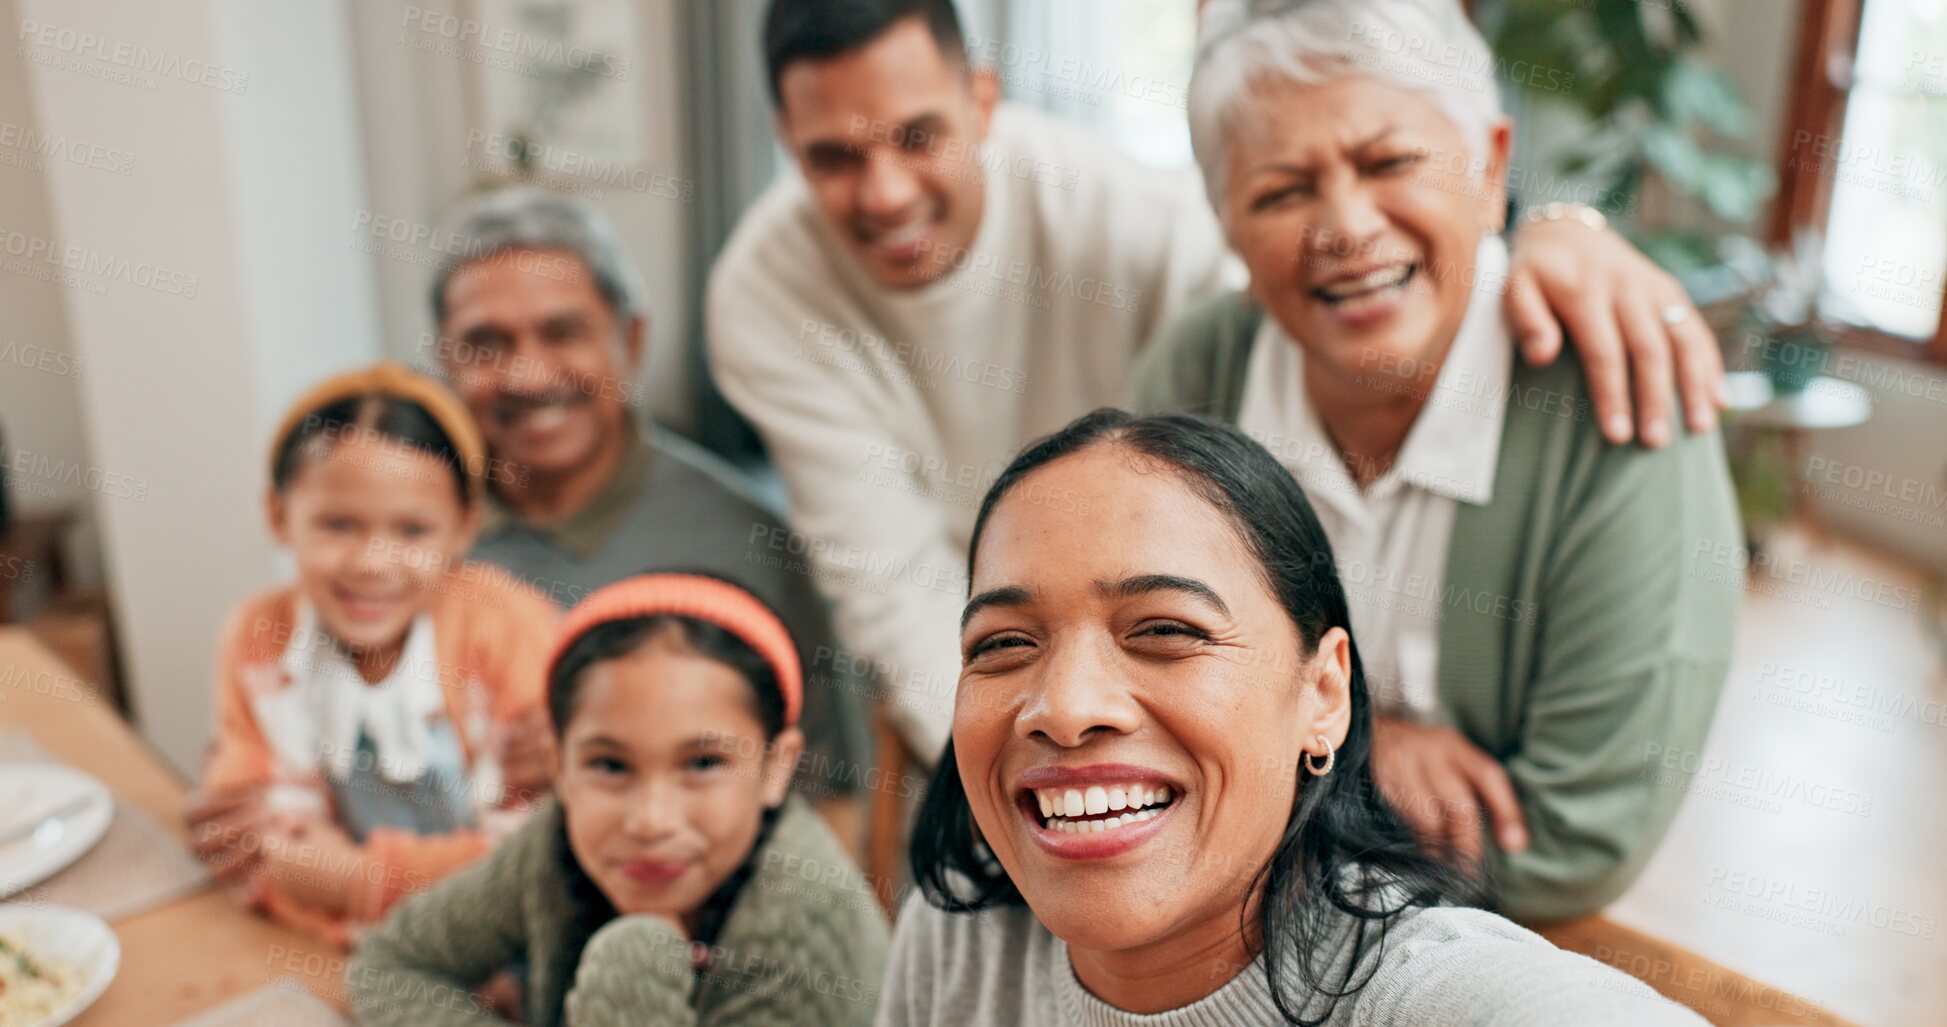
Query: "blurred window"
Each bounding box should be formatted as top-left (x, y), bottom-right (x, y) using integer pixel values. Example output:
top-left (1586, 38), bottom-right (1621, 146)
top-left (984, 0), bottom-right (1197, 169)
top-left (1777, 0), bottom-right (1947, 358)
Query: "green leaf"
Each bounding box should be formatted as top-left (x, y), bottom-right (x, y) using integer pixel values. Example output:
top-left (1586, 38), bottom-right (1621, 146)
top-left (1694, 154), bottom-right (1778, 223)
top-left (1488, 0), bottom-right (1769, 237)
top-left (1634, 230), bottom-right (1720, 272)
top-left (1491, 9), bottom-right (1603, 109)
top-left (1663, 60), bottom-right (1753, 137)
top-left (1643, 125), bottom-right (1707, 186)
top-left (1669, 3), bottom-right (1704, 44)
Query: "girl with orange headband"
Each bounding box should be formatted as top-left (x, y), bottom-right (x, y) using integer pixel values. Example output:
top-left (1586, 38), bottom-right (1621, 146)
top-left (350, 572), bottom-right (890, 1027)
top-left (187, 362), bottom-right (559, 945)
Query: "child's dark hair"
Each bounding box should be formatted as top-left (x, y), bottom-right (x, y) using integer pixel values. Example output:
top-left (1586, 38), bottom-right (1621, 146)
top-left (271, 394), bottom-right (471, 507)
top-left (546, 571), bottom-right (793, 743)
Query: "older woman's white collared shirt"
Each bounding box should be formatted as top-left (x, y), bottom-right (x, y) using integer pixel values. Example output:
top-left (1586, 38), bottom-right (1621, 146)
top-left (1236, 237), bottom-right (1512, 722)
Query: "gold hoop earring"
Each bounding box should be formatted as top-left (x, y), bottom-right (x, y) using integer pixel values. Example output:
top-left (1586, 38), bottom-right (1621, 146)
top-left (1302, 733), bottom-right (1335, 777)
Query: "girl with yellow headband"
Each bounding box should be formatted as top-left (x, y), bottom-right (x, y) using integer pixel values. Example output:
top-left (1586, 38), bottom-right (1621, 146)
top-left (187, 362), bottom-right (559, 945)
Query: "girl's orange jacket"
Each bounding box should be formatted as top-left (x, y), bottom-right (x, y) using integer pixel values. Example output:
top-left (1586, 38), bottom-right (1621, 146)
top-left (200, 564), bottom-right (557, 945)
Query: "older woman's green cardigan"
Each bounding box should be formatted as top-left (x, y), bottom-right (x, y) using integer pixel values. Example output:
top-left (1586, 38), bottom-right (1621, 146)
top-left (1127, 292), bottom-right (1742, 924)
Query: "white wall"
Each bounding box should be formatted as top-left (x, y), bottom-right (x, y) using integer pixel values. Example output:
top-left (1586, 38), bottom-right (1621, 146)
top-left (1803, 351), bottom-right (1947, 574)
top-left (213, 0), bottom-right (386, 416)
top-left (15, 0), bottom-right (382, 773)
top-left (0, 0), bottom-right (103, 595)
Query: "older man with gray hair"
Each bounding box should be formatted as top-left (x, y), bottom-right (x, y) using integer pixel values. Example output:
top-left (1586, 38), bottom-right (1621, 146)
top-left (426, 187), bottom-right (872, 827)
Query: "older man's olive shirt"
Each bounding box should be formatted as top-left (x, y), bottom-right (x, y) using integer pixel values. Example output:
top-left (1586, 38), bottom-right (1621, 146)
top-left (470, 423), bottom-right (872, 800)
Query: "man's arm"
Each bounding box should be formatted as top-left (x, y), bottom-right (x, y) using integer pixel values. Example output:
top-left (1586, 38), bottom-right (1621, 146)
top-left (707, 268), bottom-right (963, 764)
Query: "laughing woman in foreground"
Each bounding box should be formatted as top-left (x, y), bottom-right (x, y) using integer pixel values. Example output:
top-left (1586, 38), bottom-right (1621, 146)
top-left (878, 410), bottom-right (1703, 1026)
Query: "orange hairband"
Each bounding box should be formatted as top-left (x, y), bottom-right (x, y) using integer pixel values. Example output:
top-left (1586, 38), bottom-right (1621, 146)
top-left (547, 574), bottom-right (804, 728)
top-left (268, 361), bottom-right (487, 502)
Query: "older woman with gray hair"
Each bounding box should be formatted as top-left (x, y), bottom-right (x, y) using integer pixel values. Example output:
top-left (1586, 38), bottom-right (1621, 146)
top-left (1129, 0), bottom-right (1740, 924)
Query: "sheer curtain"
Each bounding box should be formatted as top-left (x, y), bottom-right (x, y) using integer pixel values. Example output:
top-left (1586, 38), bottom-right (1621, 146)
top-left (986, 0), bottom-right (1196, 169)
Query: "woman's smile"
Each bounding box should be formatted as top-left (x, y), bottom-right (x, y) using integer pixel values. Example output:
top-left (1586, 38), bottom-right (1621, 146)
top-left (1306, 260), bottom-right (1421, 329)
top-left (1014, 763), bottom-right (1188, 860)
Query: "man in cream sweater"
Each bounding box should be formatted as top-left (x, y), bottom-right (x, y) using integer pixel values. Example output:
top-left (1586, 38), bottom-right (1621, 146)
top-left (708, 0), bottom-right (1728, 761)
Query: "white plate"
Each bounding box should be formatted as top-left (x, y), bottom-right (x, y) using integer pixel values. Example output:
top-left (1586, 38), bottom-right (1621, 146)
top-left (0, 766), bottom-right (113, 899)
top-left (0, 903), bottom-right (119, 1027)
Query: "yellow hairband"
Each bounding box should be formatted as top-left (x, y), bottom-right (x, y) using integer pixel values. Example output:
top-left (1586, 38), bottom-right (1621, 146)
top-left (268, 361), bottom-right (487, 502)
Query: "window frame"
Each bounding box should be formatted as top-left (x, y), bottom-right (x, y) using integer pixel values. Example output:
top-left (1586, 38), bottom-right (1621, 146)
top-left (1773, 0), bottom-right (1947, 363)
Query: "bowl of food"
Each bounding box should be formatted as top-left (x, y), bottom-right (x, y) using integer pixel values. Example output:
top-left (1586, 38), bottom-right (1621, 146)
top-left (0, 904), bottom-right (118, 1027)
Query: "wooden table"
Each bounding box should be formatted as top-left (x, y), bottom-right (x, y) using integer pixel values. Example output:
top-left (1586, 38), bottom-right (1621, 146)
top-left (0, 629), bottom-right (347, 1024)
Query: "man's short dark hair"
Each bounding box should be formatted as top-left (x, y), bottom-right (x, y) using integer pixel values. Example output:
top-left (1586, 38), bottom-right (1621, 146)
top-left (763, 0), bottom-right (967, 107)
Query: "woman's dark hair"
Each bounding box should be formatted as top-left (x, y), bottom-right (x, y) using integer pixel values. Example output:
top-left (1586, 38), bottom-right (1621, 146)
top-left (547, 570), bottom-right (796, 956)
top-left (909, 409), bottom-right (1476, 1026)
top-left (271, 394), bottom-right (471, 507)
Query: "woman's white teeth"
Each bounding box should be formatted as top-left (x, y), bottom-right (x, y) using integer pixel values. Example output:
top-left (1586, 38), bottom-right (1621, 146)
top-left (1047, 808), bottom-right (1162, 833)
top-left (1034, 782), bottom-right (1175, 829)
top-left (1319, 265), bottom-right (1412, 301)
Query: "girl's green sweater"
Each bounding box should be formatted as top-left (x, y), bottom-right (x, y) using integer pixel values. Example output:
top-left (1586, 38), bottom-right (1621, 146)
top-left (349, 795), bottom-right (889, 1026)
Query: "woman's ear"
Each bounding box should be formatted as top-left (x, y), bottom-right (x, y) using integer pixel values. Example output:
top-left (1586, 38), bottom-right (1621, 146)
top-left (1305, 627), bottom-right (1354, 755)
top-left (761, 726), bottom-right (805, 808)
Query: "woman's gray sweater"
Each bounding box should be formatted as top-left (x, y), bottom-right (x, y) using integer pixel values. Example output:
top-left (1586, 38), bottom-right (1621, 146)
top-left (874, 892), bottom-right (1704, 1026)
